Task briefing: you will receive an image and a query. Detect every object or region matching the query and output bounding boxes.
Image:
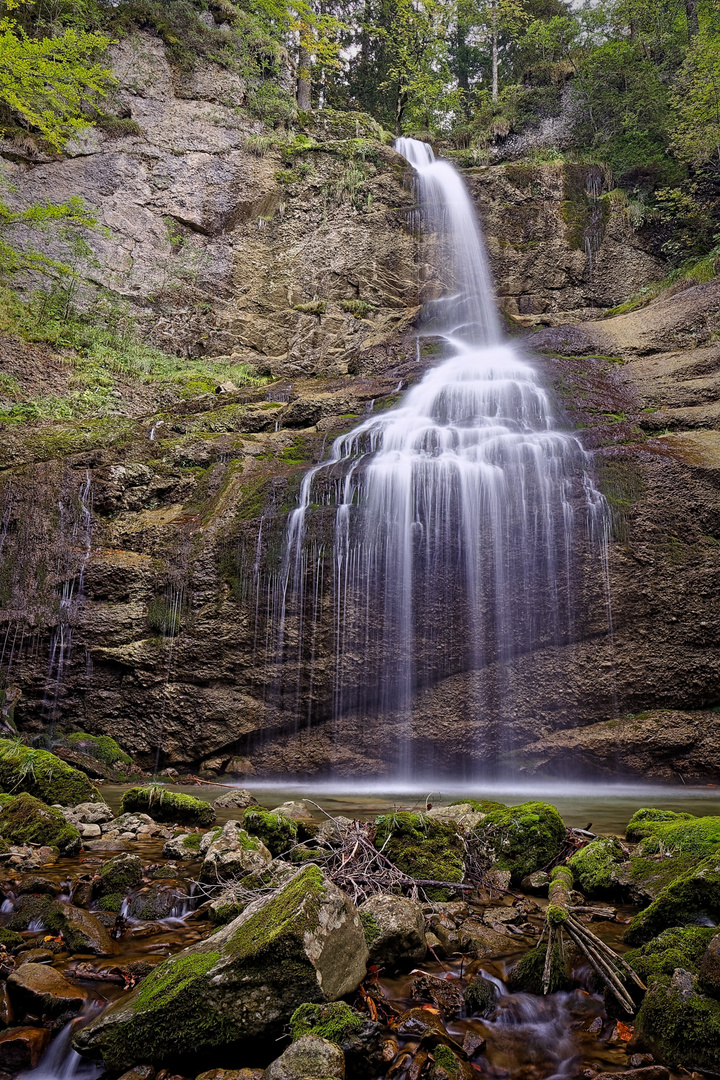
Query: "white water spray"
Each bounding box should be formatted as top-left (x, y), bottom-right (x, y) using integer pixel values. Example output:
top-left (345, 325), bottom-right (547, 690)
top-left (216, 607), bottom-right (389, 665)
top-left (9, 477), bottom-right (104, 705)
top-left (261, 139), bottom-right (610, 776)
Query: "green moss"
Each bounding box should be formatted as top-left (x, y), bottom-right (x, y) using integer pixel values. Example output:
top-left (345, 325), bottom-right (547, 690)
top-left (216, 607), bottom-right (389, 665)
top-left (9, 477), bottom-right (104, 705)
top-left (242, 808), bottom-right (297, 857)
top-left (0, 738), bottom-right (97, 806)
top-left (0, 927), bottom-right (24, 950)
top-left (0, 792), bottom-right (81, 854)
top-left (596, 460), bottom-right (646, 542)
top-left (431, 1045), bottom-right (462, 1078)
top-left (121, 786), bottom-right (215, 826)
top-left (507, 944), bottom-right (570, 995)
top-left (626, 926), bottom-right (717, 981)
top-left (182, 832), bottom-right (203, 851)
top-left (636, 976), bottom-right (720, 1070)
top-left (65, 733), bottom-right (132, 766)
top-left (463, 975), bottom-right (497, 1016)
top-left (6, 892), bottom-right (53, 930)
top-left (96, 892), bottom-right (124, 912)
top-left (359, 910), bottom-right (382, 947)
top-left (230, 864), bottom-right (326, 958)
top-left (474, 801), bottom-right (566, 885)
top-left (625, 854), bottom-right (720, 945)
top-left (339, 299), bottom-right (375, 318)
top-left (289, 1001), bottom-right (365, 1043)
top-left (626, 810), bottom-right (720, 856)
top-left (98, 853), bottom-right (142, 896)
top-left (373, 812), bottom-right (465, 901)
top-left (569, 836), bottom-right (626, 896)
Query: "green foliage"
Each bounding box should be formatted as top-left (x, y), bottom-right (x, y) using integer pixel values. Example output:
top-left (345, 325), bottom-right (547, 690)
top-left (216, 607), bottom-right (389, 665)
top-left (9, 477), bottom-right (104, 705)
top-left (670, 29), bottom-right (720, 167)
top-left (0, 23), bottom-right (112, 150)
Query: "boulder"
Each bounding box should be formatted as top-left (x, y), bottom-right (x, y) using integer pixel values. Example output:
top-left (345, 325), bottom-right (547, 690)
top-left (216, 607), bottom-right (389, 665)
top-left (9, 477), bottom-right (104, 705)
top-left (0, 793), bottom-right (82, 855)
top-left (625, 854), bottom-right (720, 945)
top-left (120, 787), bottom-right (215, 827)
top-left (45, 901), bottom-right (118, 956)
top-left (7, 893), bottom-right (53, 930)
top-left (289, 1002), bottom-right (384, 1080)
top-left (62, 801), bottom-right (114, 826)
top-left (0, 740), bottom-right (97, 805)
top-left (242, 808), bottom-right (298, 857)
top-left (162, 833), bottom-right (202, 861)
top-left (97, 852), bottom-right (143, 897)
top-left (626, 925), bottom-right (716, 983)
top-left (358, 894), bottom-right (426, 967)
top-left (212, 789), bottom-right (257, 811)
top-left (8, 963), bottom-right (87, 1016)
top-left (463, 975), bottom-right (498, 1017)
top-left (472, 802), bottom-right (566, 885)
top-left (457, 920), bottom-right (515, 959)
top-left (200, 822), bottom-right (272, 884)
top-left (0, 1026), bottom-right (51, 1069)
top-left (426, 804), bottom-right (485, 832)
top-left (316, 818), bottom-right (354, 847)
top-left (373, 813), bottom-right (465, 901)
top-left (73, 866), bottom-right (369, 1068)
top-left (103, 813), bottom-right (174, 840)
top-left (568, 836), bottom-right (627, 897)
top-left (263, 1035), bottom-right (344, 1080)
top-left (700, 933), bottom-right (720, 998)
top-left (636, 967), bottom-right (720, 1070)
top-left (126, 882), bottom-right (190, 921)
top-left (270, 802), bottom-right (315, 823)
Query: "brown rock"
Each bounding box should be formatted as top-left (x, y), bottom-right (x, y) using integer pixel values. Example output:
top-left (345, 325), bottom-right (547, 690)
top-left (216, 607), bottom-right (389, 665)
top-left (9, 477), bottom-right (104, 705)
top-left (594, 1070), bottom-right (668, 1080)
top-left (0, 1026), bottom-right (51, 1069)
top-left (8, 962), bottom-right (88, 1016)
top-left (0, 984), bottom-right (14, 1027)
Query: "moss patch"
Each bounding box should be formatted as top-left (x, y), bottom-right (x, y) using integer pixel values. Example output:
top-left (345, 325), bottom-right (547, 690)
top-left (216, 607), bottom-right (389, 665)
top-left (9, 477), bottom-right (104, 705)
top-left (359, 910), bottom-right (382, 948)
top-left (0, 927), bottom-right (24, 950)
top-left (64, 733), bottom-right (132, 767)
top-left (121, 786), bottom-right (215, 827)
top-left (98, 853), bottom-right (143, 896)
top-left (373, 813), bottom-right (464, 901)
top-left (0, 739), bottom-right (97, 806)
top-left (626, 925), bottom-right (716, 981)
top-left (0, 792), bottom-right (81, 854)
top-left (474, 802), bottom-right (566, 885)
top-left (507, 943), bottom-right (570, 995)
top-left (289, 1001), bottom-right (365, 1043)
top-left (242, 808), bottom-right (297, 857)
top-left (636, 976), bottom-right (720, 1070)
top-left (569, 836), bottom-right (626, 896)
top-left (625, 854), bottom-right (720, 945)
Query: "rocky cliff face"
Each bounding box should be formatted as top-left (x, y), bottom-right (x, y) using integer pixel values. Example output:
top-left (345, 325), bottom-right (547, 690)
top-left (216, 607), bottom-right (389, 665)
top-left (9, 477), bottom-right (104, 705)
top-left (1, 32), bottom-right (718, 780)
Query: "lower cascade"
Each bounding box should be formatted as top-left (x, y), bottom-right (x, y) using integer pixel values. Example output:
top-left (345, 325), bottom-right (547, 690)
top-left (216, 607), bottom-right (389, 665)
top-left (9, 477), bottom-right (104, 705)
top-left (259, 138), bottom-right (611, 777)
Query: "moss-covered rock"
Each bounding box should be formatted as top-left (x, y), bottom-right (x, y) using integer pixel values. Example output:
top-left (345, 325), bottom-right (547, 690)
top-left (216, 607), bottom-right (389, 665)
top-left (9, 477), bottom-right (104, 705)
top-left (625, 855), bottom-right (720, 945)
top-left (626, 808), bottom-right (695, 841)
top-left (264, 1035), bottom-right (344, 1080)
top-left (507, 944), bottom-right (570, 995)
top-left (120, 787), bottom-right (215, 827)
top-left (569, 836), bottom-right (627, 896)
top-left (635, 970), bottom-right (720, 1070)
top-left (44, 901), bottom-right (118, 956)
top-left (6, 893), bottom-right (53, 931)
top-left (64, 733), bottom-right (132, 767)
top-left (626, 926), bottom-right (717, 982)
top-left (463, 975), bottom-right (498, 1016)
top-left (0, 740), bottom-right (97, 806)
top-left (242, 808), bottom-right (298, 857)
top-left (73, 866), bottom-right (369, 1069)
top-left (473, 802), bottom-right (566, 885)
top-left (428, 1043), bottom-right (473, 1080)
top-left (0, 793), bottom-right (82, 854)
top-left (200, 822), bottom-right (272, 884)
top-left (627, 810), bottom-right (720, 859)
top-left (699, 933), bottom-right (720, 999)
top-left (373, 813), bottom-right (464, 901)
top-left (96, 893), bottom-right (124, 913)
top-left (0, 927), bottom-right (24, 951)
top-left (97, 853), bottom-right (143, 897)
top-left (450, 799), bottom-right (506, 814)
top-left (289, 1003), bottom-right (384, 1080)
top-left (357, 894), bottom-right (426, 967)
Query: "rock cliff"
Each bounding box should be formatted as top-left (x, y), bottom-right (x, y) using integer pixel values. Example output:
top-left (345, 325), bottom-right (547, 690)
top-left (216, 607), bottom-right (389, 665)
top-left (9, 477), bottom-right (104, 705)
top-left (1, 32), bottom-right (718, 779)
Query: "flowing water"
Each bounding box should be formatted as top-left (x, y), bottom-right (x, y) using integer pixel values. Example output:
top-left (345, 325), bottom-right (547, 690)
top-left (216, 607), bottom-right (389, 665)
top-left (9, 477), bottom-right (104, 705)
top-left (260, 138), bottom-right (610, 775)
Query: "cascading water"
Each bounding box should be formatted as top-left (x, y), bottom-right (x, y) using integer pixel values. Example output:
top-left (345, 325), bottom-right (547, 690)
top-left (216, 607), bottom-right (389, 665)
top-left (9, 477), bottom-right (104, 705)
top-left (257, 138), bottom-right (610, 777)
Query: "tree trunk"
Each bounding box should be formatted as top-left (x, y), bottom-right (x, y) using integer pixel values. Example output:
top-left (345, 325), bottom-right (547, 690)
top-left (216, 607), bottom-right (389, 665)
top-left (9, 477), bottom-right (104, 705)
top-left (395, 87), bottom-right (407, 135)
top-left (491, 1), bottom-right (499, 102)
top-left (685, 0), bottom-right (699, 38)
top-left (297, 42), bottom-right (312, 111)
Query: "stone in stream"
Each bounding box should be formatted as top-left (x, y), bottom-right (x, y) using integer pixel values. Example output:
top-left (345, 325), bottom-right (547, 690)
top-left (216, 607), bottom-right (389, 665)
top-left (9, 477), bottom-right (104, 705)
top-left (6, 893), bottom-right (53, 930)
top-left (120, 787), bottom-right (215, 827)
top-left (8, 962), bottom-right (87, 1016)
top-left (117, 1067), bottom-right (156, 1080)
top-left (0, 1026), bottom-right (51, 1069)
top-left (96, 852), bottom-right (143, 897)
top-left (199, 822), bottom-right (272, 884)
top-left (197, 1072), bottom-right (261, 1080)
top-left (212, 789), bottom-right (257, 811)
top-left (568, 836), bottom-right (627, 898)
top-left (463, 975), bottom-right (498, 1017)
top-left (426, 804), bottom-right (485, 832)
top-left (472, 802), bottom-right (566, 885)
top-left (263, 1036), bottom-right (345, 1080)
top-left (289, 1002), bottom-right (384, 1080)
top-left (73, 865), bottom-right (369, 1068)
top-left (44, 901), bottom-right (118, 955)
top-left (242, 808), bottom-right (298, 856)
top-left (270, 801), bottom-right (315, 822)
top-left (358, 894), bottom-right (426, 967)
top-left (62, 801), bottom-right (114, 826)
top-left (126, 881), bottom-right (190, 921)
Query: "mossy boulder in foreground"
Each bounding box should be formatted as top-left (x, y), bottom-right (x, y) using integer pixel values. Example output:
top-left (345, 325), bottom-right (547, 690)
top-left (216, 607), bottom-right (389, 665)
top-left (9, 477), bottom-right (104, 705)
top-left (0, 793), bottom-right (82, 854)
top-left (474, 801), bottom-right (566, 885)
top-left (120, 786), bottom-right (215, 826)
top-left (289, 1002), bottom-right (384, 1080)
top-left (242, 808), bottom-right (298, 856)
top-left (569, 836), bottom-right (627, 897)
top-left (373, 812), bottom-right (464, 901)
top-left (73, 865), bottom-right (369, 1069)
top-left (635, 969), bottom-right (720, 1071)
top-left (0, 740), bottom-right (97, 806)
top-left (625, 854), bottom-right (720, 945)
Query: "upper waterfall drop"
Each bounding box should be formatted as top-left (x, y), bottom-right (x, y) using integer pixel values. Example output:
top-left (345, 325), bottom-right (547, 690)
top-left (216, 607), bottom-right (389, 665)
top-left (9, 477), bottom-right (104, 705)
top-left (255, 138), bottom-right (610, 779)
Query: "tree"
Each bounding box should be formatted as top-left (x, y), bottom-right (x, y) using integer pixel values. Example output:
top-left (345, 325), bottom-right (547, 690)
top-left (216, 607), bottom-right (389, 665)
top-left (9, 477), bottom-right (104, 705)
top-left (670, 28), bottom-right (720, 166)
top-left (0, 19), bottom-right (111, 150)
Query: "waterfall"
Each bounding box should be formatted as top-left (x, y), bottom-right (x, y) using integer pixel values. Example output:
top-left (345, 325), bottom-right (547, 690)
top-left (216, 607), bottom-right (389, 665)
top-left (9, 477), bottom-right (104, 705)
top-left (258, 138), bottom-right (610, 777)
